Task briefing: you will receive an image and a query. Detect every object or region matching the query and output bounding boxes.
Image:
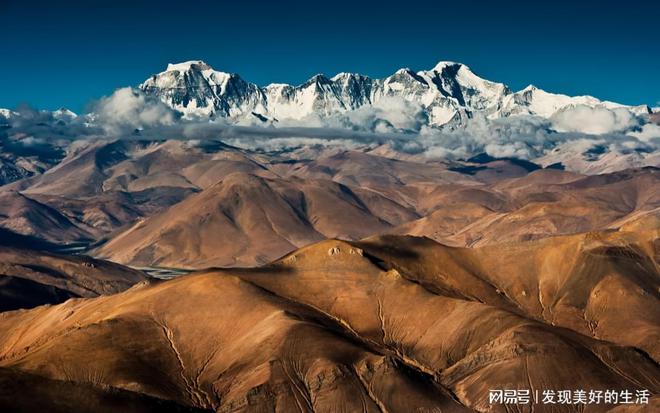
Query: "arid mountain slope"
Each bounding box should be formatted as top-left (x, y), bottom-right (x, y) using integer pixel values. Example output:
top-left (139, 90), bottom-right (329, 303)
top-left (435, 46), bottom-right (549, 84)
top-left (393, 167), bottom-right (660, 247)
top-left (2, 137), bottom-right (659, 269)
top-left (0, 139), bottom-right (267, 243)
top-left (0, 231), bottom-right (657, 412)
top-left (0, 238), bottom-right (147, 311)
top-left (355, 230), bottom-right (660, 360)
top-left (0, 140), bottom-right (521, 250)
top-left (0, 190), bottom-right (95, 243)
top-left (98, 166), bottom-right (660, 268)
top-left (96, 172), bottom-right (418, 267)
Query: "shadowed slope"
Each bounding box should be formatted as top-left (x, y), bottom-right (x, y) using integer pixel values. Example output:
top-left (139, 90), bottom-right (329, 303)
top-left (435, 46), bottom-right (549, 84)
top-left (0, 191), bottom-right (94, 243)
top-left (0, 367), bottom-right (209, 413)
top-left (355, 230), bottom-right (660, 360)
top-left (0, 243), bottom-right (147, 311)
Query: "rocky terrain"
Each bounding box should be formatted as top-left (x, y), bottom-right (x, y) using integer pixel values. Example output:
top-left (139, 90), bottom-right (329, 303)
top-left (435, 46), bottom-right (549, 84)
top-left (0, 135), bottom-right (657, 268)
top-left (0, 230), bottom-right (657, 412)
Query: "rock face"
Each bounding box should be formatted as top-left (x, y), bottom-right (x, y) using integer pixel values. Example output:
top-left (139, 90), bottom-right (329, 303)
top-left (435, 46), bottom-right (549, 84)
top-left (0, 231), bottom-right (657, 412)
top-left (140, 60), bottom-right (650, 125)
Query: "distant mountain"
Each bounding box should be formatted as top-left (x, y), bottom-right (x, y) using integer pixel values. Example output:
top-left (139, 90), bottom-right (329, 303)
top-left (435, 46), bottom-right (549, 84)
top-left (96, 159), bottom-right (660, 268)
top-left (95, 170), bottom-right (420, 268)
top-left (140, 60), bottom-right (651, 125)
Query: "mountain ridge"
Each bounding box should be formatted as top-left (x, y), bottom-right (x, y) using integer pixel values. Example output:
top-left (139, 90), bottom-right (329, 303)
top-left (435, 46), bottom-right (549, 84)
top-left (139, 59), bottom-right (652, 125)
top-left (1, 230), bottom-right (657, 412)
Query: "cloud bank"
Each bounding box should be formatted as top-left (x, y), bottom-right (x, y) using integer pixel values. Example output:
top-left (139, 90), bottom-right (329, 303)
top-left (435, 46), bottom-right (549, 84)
top-left (2, 88), bottom-right (658, 166)
top-left (550, 105), bottom-right (640, 134)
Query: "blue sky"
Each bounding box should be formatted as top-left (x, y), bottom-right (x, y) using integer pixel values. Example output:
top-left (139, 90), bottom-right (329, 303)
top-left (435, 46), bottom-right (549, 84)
top-left (1, 0), bottom-right (658, 112)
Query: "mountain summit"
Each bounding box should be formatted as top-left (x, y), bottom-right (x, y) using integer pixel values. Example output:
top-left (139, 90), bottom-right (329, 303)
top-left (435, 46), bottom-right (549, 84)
top-left (140, 60), bottom-right (651, 125)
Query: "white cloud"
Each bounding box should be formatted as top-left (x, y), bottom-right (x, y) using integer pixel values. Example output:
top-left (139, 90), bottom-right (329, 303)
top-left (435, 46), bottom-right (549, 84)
top-left (344, 97), bottom-right (428, 132)
top-left (101, 103), bottom-right (660, 164)
top-left (550, 105), bottom-right (639, 135)
top-left (94, 87), bottom-right (177, 134)
top-left (628, 123), bottom-right (660, 142)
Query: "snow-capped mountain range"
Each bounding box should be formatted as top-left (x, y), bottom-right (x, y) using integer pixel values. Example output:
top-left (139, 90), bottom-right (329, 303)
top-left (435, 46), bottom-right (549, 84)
top-left (0, 60), bottom-right (658, 179)
top-left (139, 60), bottom-right (651, 126)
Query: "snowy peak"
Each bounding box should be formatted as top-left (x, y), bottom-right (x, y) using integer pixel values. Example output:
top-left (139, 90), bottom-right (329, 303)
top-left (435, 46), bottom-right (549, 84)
top-left (141, 60), bottom-right (263, 118)
top-left (53, 108), bottom-right (77, 120)
top-left (0, 108), bottom-right (17, 120)
top-left (431, 60), bottom-right (463, 71)
top-left (330, 72), bottom-right (369, 82)
top-left (499, 86), bottom-right (651, 118)
top-left (140, 60), bottom-right (648, 126)
top-left (165, 60), bottom-right (212, 72)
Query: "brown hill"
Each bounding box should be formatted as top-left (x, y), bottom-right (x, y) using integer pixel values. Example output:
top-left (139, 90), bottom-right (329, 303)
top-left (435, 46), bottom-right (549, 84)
top-left (96, 172), bottom-right (418, 267)
top-left (98, 167), bottom-right (660, 269)
top-left (1, 140), bottom-right (269, 243)
top-left (0, 230), bottom-right (657, 412)
top-left (9, 139), bottom-right (271, 198)
top-left (355, 230), bottom-right (660, 360)
top-left (392, 168), bottom-right (660, 247)
top-left (3, 140), bottom-right (659, 269)
top-left (0, 243), bottom-right (147, 311)
top-left (0, 191), bottom-right (94, 243)
top-left (278, 150), bottom-right (477, 210)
